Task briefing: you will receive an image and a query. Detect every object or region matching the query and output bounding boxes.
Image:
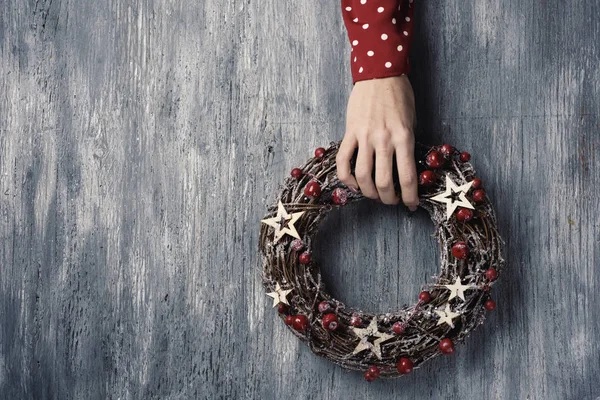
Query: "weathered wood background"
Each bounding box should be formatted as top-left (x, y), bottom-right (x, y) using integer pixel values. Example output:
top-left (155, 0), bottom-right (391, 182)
top-left (1, 0), bottom-right (599, 398)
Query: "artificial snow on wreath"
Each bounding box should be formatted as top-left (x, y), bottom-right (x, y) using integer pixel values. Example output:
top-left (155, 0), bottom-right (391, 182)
top-left (258, 140), bottom-right (505, 381)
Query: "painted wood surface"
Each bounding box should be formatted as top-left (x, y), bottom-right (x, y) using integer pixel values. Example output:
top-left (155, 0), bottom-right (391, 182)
top-left (0, 0), bottom-right (599, 398)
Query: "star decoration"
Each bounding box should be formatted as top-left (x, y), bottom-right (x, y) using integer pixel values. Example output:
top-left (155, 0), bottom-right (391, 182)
top-left (266, 282), bottom-right (293, 307)
top-left (441, 277), bottom-right (478, 302)
top-left (430, 174), bottom-right (475, 221)
top-left (434, 303), bottom-right (461, 328)
top-left (350, 318), bottom-right (395, 359)
top-left (260, 200), bottom-right (305, 244)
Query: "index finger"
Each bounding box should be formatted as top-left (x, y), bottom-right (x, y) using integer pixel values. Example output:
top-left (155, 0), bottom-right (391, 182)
top-left (336, 135), bottom-right (359, 190)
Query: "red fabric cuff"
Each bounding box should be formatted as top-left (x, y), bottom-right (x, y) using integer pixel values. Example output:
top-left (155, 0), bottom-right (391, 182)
top-left (341, 0), bottom-right (416, 85)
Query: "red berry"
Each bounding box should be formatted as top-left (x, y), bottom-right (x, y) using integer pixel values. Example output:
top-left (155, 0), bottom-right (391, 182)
top-left (364, 371), bottom-right (377, 382)
top-left (472, 189), bottom-right (486, 203)
top-left (459, 152), bottom-right (471, 162)
top-left (291, 168), bottom-right (303, 179)
top-left (485, 299), bottom-right (496, 311)
top-left (418, 291), bottom-right (431, 304)
top-left (367, 366), bottom-right (380, 378)
top-left (350, 314), bottom-right (362, 327)
top-left (452, 241), bottom-right (469, 259)
top-left (292, 315), bottom-right (309, 331)
top-left (439, 338), bottom-right (455, 354)
top-left (397, 357), bottom-right (414, 375)
top-left (277, 303), bottom-right (288, 313)
top-left (304, 180), bottom-right (321, 198)
top-left (318, 301), bottom-right (332, 313)
top-left (419, 170), bottom-right (436, 186)
top-left (298, 252), bottom-right (311, 264)
top-left (331, 188), bottom-right (348, 205)
top-left (471, 177), bottom-right (483, 189)
top-left (284, 315), bottom-right (294, 325)
top-left (456, 207), bottom-right (473, 222)
top-left (322, 313), bottom-right (339, 331)
top-left (426, 151), bottom-right (444, 168)
top-left (290, 239), bottom-right (304, 251)
top-left (440, 144), bottom-right (454, 157)
top-left (485, 267), bottom-right (498, 281)
top-left (393, 321), bottom-right (405, 334)
top-left (315, 147), bottom-right (326, 158)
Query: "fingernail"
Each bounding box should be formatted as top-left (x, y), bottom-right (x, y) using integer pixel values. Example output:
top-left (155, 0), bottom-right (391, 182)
top-left (349, 186), bottom-right (360, 193)
top-left (409, 205), bottom-right (417, 212)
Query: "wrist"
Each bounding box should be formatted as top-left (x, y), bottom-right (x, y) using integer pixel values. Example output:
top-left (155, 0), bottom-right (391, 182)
top-left (355, 73), bottom-right (408, 86)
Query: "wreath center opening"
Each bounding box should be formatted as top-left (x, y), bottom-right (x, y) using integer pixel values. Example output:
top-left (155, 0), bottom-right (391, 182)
top-left (314, 201), bottom-right (438, 314)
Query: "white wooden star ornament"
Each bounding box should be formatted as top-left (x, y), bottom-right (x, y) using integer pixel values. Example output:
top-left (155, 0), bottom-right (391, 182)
top-left (430, 174), bottom-right (475, 221)
top-left (260, 200), bottom-right (305, 244)
top-left (266, 282), bottom-right (293, 307)
top-left (350, 318), bottom-right (395, 359)
top-left (434, 303), bottom-right (461, 328)
top-left (440, 276), bottom-right (478, 302)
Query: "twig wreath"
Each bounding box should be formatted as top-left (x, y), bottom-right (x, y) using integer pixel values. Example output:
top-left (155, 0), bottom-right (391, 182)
top-left (258, 141), bottom-right (505, 381)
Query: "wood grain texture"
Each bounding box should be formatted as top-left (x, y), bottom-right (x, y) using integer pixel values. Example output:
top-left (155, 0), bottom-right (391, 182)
top-left (1, 0), bottom-right (599, 399)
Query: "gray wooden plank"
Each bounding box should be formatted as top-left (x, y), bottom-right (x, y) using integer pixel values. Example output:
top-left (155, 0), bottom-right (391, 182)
top-left (0, 0), bottom-right (598, 399)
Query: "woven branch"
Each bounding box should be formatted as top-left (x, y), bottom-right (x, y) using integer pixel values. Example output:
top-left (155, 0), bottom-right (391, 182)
top-left (257, 140), bottom-right (505, 378)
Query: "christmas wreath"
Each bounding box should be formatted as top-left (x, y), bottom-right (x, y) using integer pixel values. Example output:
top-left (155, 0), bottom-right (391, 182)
top-left (258, 141), bottom-right (505, 381)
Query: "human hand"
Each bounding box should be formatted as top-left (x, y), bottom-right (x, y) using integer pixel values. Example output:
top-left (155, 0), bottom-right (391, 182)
top-left (336, 75), bottom-right (419, 210)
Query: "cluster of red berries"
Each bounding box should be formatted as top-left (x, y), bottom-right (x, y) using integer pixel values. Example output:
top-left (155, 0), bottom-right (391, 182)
top-left (318, 301), bottom-right (340, 331)
top-left (290, 239), bottom-right (312, 265)
top-left (278, 300), bottom-right (342, 334)
top-left (483, 267), bottom-right (498, 310)
top-left (290, 147), bottom-right (349, 206)
top-left (278, 303), bottom-right (310, 332)
top-left (349, 313), bottom-right (362, 327)
top-left (291, 147), bottom-right (326, 199)
top-left (423, 143), bottom-right (471, 170)
top-left (363, 357), bottom-right (414, 381)
top-left (363, 365), bottom-right (381, 381)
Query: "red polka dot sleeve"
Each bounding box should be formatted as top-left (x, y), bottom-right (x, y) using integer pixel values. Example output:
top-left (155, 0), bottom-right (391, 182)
top-left (341, 0), bottom-right (416, 85)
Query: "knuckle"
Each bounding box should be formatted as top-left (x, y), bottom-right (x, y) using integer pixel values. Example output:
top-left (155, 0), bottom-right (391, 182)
top-left (339, 175), bottom-right (351, 185)
top-left (401, 125), bottom-right (414, 135)
top-left (355, 131), bottom-right (370, 146)
top-left (337, 168), bottom-right (349, 181)
top-left (335, 152), bottom-right (347, 165)
top-left (372, 130), bottom-right (392, 149)
top-left (355, 169), bottom-right (371, 182)
top-left (396, 123), bottom-right (413, 135)
top-left (397, 136), bottom-right (415, 148)
top-left (400, 173), bottom-right (417, 187)
top-left (394, 128), bottom-right (415, 146)
top-left (375, 177), bottom-right (393, 191)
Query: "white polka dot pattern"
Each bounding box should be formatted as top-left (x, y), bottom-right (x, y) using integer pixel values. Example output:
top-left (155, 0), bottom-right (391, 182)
top-left (342, 0), bottom-right (415, 84)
